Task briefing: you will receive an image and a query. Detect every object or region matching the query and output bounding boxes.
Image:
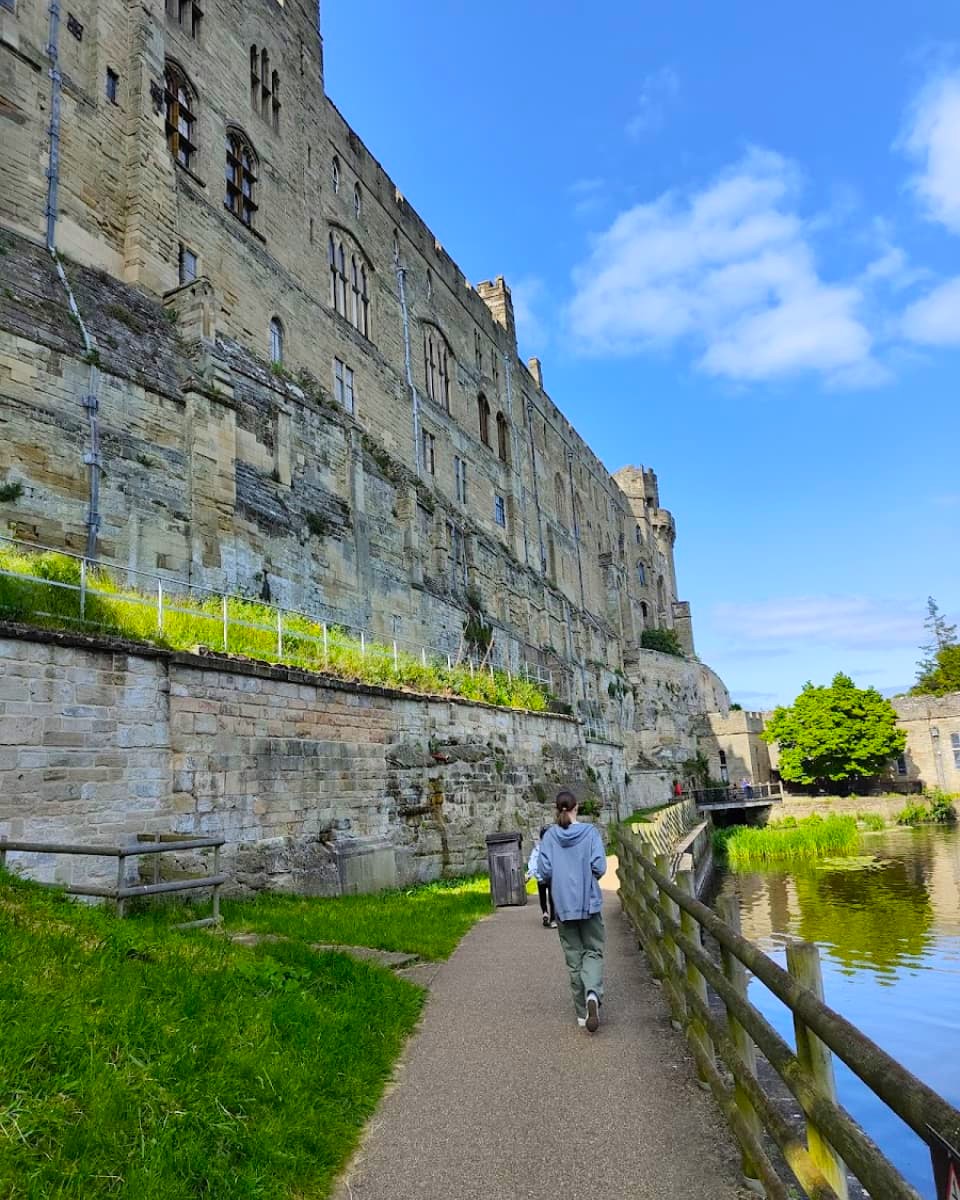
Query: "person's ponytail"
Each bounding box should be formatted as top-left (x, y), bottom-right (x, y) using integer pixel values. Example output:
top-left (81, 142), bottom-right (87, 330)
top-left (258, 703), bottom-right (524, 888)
top-left (555, 789), bottom-right (577, 827)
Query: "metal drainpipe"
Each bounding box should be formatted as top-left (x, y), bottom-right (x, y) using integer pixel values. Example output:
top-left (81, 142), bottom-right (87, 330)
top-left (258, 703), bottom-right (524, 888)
top-left (45, 0), bottom-right (102, 558)
top-left (502, 352), bottom-right (529, 567)
top-left (396, 261), bottom-right (421, 477)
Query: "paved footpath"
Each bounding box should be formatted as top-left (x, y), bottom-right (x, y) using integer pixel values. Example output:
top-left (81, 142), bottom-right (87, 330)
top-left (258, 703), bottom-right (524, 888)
top-left (334, 864), bottom-right (747, 1200)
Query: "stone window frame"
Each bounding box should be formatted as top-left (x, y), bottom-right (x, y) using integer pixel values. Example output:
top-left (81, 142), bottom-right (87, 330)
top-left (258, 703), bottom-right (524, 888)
top-left (354, 182), bottom-right (362, 218)
top-left (332, 155), bottom-right (341, 194)
top-left (421, 428), bottom-right (436, 475)
top-left (178, 244), bottom-right (198, 285)
top-left (637, 561), bottom-right (646, 587)
top-left (477, 393), bottom-right (491, 447)
top-left (328, 226), bottom-right (373, 340)
top-left (105, 67), bottom-right (120, 104)
top-left (269, 316), bottom-right (284, 364)
top-left (163, 61), bottom-right (198, 170)
top-left (333, 357), bottom-right (355, 414)
top-left (225, 127), bottom-right (259, 229)
top-left (166, 0), bottom-right (202, 40)
top-left (496, 411), bottom-right (509, 463)
top-left (494, 494), bottom-right (507, 528)
top-left (422, 323), bottom-right (453, 412)
top-left (454, 456), bottom-right (468, 505)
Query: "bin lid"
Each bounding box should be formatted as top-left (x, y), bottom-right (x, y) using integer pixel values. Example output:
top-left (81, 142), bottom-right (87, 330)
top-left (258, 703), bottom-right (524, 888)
top-left (485, 831), bottom-right (522, 846)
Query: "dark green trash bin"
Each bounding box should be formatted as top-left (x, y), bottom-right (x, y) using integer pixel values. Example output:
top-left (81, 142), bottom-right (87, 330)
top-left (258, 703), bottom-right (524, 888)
top-left (486, 832), bottom-right (528, 907)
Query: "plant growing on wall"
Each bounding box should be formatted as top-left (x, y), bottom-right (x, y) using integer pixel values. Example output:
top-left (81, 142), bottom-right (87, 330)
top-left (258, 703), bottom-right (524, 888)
top-left (640, 628), bottom-right (684, 657)
top-left (762, 673), bottom-right (907, 788)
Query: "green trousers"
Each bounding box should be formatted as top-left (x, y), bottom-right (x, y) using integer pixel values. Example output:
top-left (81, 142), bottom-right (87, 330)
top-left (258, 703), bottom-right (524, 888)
top-left (556, 912), bottom-right (605, 1019)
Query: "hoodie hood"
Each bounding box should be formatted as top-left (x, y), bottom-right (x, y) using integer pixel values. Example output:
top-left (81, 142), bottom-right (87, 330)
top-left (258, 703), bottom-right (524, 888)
top-left (552, 822), bottom-right (594, 846)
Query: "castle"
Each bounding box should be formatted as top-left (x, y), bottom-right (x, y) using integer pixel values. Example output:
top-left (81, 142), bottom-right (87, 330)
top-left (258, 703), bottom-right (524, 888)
top-left (0, 0), bottom-right (728, 797)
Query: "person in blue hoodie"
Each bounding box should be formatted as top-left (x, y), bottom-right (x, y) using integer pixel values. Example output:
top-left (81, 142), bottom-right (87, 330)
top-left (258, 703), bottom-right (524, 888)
top-left (537, 789), bottom-right (607, 1032)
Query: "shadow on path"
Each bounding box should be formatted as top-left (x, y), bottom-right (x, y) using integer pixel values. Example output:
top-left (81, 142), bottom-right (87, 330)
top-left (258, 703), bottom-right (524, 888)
top-left (335, 864), bottom-right (745, 1199)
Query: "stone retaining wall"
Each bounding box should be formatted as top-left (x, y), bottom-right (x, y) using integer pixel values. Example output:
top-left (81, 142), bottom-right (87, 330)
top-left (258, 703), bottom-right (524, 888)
top-left (0, 625), bottom-right (625, 895)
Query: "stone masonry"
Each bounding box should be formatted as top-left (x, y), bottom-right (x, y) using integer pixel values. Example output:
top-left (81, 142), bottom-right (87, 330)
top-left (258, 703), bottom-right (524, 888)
top-left (0, 626), bottom-right (633, 893)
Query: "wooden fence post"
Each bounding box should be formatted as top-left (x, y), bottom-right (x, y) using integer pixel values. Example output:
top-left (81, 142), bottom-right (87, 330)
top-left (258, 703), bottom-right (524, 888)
top-left (655, 853), bottom-right (686, 1030)
top-left (717, 894), bottom-right (764, 1194)
top-left (639, 840), bottom-right (664, 977)
top-left (677, 869), bottom-right (715, 1089)
top-left (786, 940), bottom-right (850, 1200)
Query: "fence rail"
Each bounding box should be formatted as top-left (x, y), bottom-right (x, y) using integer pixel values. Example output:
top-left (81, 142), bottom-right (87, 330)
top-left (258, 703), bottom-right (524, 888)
top-left (617, 828), bottom-right (960, 1200)
top-left (0, 835), bottom-right (225, 928)
top-left (692, 782), bottom-right (784, 808)
top-left (0, 532), bottom-right (558, 694)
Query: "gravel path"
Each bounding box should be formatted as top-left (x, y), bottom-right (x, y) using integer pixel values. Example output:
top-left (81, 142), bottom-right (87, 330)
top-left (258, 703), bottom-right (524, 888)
top-left (334, 866), bottom-right (746, 1199)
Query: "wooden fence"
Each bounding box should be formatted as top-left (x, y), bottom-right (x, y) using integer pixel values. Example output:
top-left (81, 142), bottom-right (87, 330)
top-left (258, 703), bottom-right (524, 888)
top-left (0, 836), bottom-right (225, 927)
top-left (618, 828), bottom-right (960, 1200)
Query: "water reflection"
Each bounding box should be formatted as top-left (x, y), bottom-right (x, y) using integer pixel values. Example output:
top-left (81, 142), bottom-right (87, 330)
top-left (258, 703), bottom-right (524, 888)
top-left (713, 826), bottom-right (960, 1199)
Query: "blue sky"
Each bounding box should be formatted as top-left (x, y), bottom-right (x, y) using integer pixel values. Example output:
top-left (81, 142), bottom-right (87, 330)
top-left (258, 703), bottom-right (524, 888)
top-left (324, 1), bottom-right (959, 707)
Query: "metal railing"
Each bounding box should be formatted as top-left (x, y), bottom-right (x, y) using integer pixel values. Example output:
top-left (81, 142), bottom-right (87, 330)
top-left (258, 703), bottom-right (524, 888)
top-left (0, 533), bottom-right (556, 693)
top-left (691, 782), bottom-right (784, 808)
top-left (618, 830), bottom-right (960, 1200)
top-left (0, 835), bottom-right (225, 927)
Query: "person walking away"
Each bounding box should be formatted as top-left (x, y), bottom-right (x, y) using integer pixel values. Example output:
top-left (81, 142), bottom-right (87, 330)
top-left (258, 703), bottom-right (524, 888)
top-left (526, 827), bottom-right (556, 928)
top-left (741, 776), bottom-right (753, 800)
top-left (537, 790), bottom-right (606, 1032)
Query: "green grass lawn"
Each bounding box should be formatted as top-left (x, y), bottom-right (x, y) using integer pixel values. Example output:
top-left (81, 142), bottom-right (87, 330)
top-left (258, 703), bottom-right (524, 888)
top-left (0, 873), bottom-right (492, 1199)
top-left (220, 875), bottom-right (493, 961)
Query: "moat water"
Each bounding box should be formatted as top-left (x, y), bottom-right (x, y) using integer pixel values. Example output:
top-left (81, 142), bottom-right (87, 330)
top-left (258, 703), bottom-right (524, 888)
top-left (712, 826), bottom-right (960, 1199)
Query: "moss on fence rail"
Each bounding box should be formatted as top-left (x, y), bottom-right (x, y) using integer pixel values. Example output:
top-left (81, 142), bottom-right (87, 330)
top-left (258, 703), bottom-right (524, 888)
top-left (0, 547), bottom-right (549, 712)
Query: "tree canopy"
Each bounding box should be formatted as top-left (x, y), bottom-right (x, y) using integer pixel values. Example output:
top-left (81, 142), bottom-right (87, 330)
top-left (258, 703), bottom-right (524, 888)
top-left (912, 597), bottom-right (960, 697)
top-left (762, 672), bottom-right (906, 786)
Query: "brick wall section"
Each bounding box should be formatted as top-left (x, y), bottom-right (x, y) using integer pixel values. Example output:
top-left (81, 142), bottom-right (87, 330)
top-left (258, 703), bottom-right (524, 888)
top-left (0, 626), bottom-right (625, 894)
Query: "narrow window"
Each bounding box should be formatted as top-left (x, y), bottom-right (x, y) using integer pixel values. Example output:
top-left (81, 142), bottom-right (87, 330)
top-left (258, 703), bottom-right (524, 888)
top-left (225, 131), bottom-right (258, 227)
top-left (494, 495), bottom-right (506, 527)
top-left (635, 525), bottom-right (642, 545)
top-left (952, 732), bottom-right (960, 769)
top-left (333, 357), bottom-right (355, 413)
top-left (360, 266), bottom-right (369, 336)
top-left (354, 183), bottom-right (362, 218)
top-left (637, 562), bottom-right (646, 586)
top-left (640, 600), bottom-right (649, 626)
top-left (164, 64), bottom-right (196, 169)
top-left (554, 474), bottom-right (566, 525)
top-left (336, 243), bottom-right (347, 314)
top-left (474, 330), bottom-right (482, 371)
top-left (896, 754), bottom-right (908, 776)
top-left (170, 0), bottom-right (202, 38)
top-left (477, 394), bottom-right (490, 446)
top-left (332, 156), bottom-right (340, 193)
top-left (492, 354), bottom-right (499, 392)
top-left (328, 234), bottom-right (337, 307)
top-left (350, 256), bottom-right (360, 327)
top-left (260, 49), bottom-right (270, 118)
top-left (393, 229), bottom-right (400, 263)
top-left (439, 345), bottom-right (450, 410)
top-left (271, 70), bottom-right (280, 131)
top-left (309, 217), bottom-right (314, 243)
top-left (105, 68), bottom-right (119, 104)
top-left (178, 244), bottom-right (198, 285)
top-left (421, 429), bottom-right (436, 475)
top-left (454, 456), bottom-right (467, 505)
top-left (425, 334), bottom-right (436, 401)
top-left (250, 45), bottom-right (259, 109)
top-left (718, 750), bottom-right (729, 784)
top-left (496, 412), bottom-right (508, 463)
top-left (269, 317), bottom-right (284, 364)
top-left (426, 269), bottom-right (433, 300)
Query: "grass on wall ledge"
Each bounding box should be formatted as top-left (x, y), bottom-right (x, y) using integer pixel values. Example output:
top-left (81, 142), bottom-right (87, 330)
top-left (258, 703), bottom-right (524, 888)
top-left (0, 547), bottom-right (550, 712)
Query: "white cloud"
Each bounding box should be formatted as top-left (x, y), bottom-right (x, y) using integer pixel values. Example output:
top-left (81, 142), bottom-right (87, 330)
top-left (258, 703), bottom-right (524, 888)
top-left (568, 177), bottom-right (606, 217)
top-left (567, 149), bottom-right (878, 384)
top-left (900, 70), bottom-right (960, 233)
top-left (626, 67), bottom-right (680, 139)
top-left (714, 596), bottom-right (922, 652)
top-left (901, 275), bottom-right (960, 344)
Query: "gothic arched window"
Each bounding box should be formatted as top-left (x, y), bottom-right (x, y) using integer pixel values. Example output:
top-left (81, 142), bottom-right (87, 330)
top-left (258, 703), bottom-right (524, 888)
top-left (225, 130), bottom-right (258, 227)
top-left (164, 63), bottom-right (196, 169)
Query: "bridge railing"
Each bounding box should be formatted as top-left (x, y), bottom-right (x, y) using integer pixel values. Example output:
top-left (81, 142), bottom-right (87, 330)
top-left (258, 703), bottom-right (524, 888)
top-left (618, 830), bottom-right (960, 1200)
top-left (691, 782), bottom-right (783, 808)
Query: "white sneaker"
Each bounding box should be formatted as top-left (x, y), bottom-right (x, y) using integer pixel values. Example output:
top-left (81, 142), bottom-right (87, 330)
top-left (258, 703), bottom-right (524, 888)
top-left (541, 912), bottom-right (550, 927)
top-left (585, 992), bottom-right (600, 1033)
top-left (577, 1017), bottom-right (587, 1028)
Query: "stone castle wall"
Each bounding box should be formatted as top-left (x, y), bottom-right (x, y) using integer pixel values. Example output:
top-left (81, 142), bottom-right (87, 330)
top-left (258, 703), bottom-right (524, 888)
top-left (0, 0), bottom-right (700, 716)
top-left (0, 626), bottom-right (627, 894)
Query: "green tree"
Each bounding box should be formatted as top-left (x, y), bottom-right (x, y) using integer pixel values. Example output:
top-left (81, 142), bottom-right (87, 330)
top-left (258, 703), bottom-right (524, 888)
top-left (761, 673), bottom-right (906, 787)
top-left (640, 627), bottom-right (684, 657)
top-left (912, 597), bottom-right (959, 696)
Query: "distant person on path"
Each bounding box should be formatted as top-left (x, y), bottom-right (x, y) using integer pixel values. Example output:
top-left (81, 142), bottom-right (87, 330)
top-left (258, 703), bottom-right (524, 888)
top-left (537, 790), bottom-right (607, 1032)
top-left (741, 777), bottom-right (753, 800)
top-left (526, 827), bottom-right (556, 928)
